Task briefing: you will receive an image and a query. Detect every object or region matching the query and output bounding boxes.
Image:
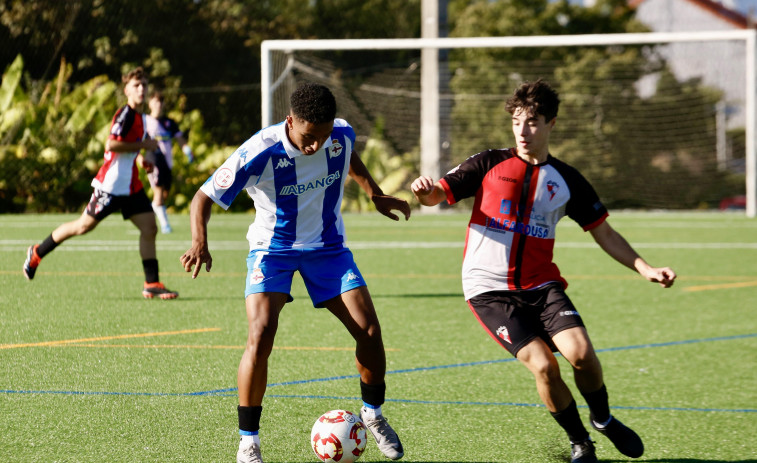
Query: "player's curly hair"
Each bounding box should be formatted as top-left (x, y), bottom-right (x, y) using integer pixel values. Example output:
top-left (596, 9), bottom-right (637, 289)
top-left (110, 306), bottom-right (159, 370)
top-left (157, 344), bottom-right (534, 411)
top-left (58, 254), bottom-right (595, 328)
top-left (122, 66), bottom-right (147, 84)
top-left (505, 78), bottom-right (560, 122)
top-left (290, 82), bottom-right (337, 124)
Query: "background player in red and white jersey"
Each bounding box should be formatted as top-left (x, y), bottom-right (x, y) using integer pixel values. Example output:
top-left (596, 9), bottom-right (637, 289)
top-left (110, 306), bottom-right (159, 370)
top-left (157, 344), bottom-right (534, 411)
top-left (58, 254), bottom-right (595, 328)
top-left (23, 67), bottom-right (179, 300)
top-left (411, 79), bottom-right (676, 463)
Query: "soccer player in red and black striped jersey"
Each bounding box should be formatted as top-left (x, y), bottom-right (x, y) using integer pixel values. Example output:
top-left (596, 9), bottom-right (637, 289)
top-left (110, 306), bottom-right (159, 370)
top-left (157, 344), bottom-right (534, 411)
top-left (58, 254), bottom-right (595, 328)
top-left (412, 79), bottom-right (676, 463)
top-left (23, 67), bottom-right (178, 300)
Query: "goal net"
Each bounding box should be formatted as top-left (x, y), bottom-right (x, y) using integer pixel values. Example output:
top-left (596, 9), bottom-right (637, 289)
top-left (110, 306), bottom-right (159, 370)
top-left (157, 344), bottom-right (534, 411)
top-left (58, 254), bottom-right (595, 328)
top-left (262, 32), bottom-right (756, 216)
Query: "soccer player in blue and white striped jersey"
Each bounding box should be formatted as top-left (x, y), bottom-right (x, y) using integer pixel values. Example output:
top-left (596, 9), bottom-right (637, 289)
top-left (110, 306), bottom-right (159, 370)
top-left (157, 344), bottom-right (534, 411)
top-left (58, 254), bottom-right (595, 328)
top-left (181, 82), bottom-right (410, 463)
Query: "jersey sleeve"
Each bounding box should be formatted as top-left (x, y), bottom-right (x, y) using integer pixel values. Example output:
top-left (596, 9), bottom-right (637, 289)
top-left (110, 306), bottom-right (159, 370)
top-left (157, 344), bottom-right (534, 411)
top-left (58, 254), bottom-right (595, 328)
top-left (557, 161), bottom-right (609, 230)
top-left (200, 139), bottom-right (270, 210)
top-left (109, 106), bottom-right (135, 141)
top-left (440, 150), bottom-right (498, 205)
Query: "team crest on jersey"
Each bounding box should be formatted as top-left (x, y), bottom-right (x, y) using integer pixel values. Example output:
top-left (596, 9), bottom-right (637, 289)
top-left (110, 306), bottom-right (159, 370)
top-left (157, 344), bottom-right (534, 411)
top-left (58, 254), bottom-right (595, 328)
top-left (214, 167), bottom-right (234, 189)
top-left (546, 180), bottom-right (560, 200)
top-left (250, 268), bottom-right (264, 285)
top-left (496, 326), bottom-right (511, 344)
top-left (328, 140), bottom-right (343, 158)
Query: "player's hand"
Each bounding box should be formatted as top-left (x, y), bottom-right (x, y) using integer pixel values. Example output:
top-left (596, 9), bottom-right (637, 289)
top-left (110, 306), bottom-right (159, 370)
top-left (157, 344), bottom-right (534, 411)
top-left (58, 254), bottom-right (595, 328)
top-left (411, 176), bottom-right (436, 197)
top-left (372, 194), bottom-right (411, 221)
top-left (643, 266), bottom-right (677, 288)
top-left (137, 154), bottom-right (154, 173)
top-left (180, 244), bottom-right (213, 279)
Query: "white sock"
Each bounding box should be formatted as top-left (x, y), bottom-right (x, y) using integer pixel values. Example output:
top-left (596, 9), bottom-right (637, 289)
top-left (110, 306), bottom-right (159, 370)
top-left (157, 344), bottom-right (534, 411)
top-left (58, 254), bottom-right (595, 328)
top-left (239, 433), bottom-right (260, 447)
top-left (152, 203), bottom-right (169, 228)
top-left (593, 415), bottom-right (613, 428)
top-left (362, 403), bottom-right (382, 419)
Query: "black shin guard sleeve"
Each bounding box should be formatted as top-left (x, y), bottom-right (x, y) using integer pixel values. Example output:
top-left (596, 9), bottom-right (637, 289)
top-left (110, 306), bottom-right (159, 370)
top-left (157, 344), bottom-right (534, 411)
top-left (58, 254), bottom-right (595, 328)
top-left (360, 380), bottom-right (386, 407)
top-left (238, 405), bottom-right (262, 432)
top-left (550, 399), bottom-right (589, 443)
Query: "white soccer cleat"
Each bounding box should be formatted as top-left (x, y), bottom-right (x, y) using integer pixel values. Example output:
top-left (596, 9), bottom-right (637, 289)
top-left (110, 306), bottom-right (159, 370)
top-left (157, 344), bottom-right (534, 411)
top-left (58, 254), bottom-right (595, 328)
top-left (360, 406), bottom-right (404, 460)
top-left (237, 439), bottom-right (264, 463)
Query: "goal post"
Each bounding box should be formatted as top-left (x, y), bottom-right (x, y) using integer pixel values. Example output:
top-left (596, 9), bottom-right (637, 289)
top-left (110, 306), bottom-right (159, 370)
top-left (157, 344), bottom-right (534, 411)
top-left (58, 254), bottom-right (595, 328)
top-left (261, 31), bottom-right (757, 216)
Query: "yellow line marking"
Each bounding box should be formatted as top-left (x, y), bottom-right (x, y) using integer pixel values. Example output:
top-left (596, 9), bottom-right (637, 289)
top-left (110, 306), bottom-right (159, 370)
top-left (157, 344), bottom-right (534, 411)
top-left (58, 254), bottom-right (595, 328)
top-left (683, 280), bottom-right (757, 292)
top-left (0, 328), bottom-right (221, 349)
top-left (52, 344), bottom-right (400, 352)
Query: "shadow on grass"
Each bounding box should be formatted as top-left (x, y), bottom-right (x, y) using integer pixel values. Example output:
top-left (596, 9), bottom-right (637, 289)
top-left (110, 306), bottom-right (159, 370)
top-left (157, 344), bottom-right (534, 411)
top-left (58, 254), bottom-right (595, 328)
top-left (371, 293), bottom-right (464, 299)
top-left (604, 459), bottom-right (757, 463)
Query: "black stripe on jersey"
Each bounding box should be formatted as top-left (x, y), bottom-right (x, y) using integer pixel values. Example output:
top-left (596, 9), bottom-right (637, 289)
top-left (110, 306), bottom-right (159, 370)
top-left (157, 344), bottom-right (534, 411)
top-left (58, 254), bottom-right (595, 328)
top-left (111, 105), bottom-right (135, 138)
top-left (511, 163), bottom-right (534, 289)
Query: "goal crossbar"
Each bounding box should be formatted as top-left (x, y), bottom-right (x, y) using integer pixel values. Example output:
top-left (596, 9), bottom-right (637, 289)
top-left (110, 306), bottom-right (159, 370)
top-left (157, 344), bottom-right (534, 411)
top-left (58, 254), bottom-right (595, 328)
top-left (261, 31), bottom-right (757, 216)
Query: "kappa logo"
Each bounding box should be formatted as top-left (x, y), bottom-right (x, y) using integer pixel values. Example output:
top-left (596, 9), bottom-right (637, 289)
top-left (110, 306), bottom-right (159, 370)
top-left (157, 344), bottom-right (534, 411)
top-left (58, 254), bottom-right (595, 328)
top-left (275, 158), bottom-right (293, 169)
top-left (496, 326), bottom-right (512, 344)
top-left (328, 140), bottom-right (343, 158)
top-left (346, 272), bottom-right (360, 282)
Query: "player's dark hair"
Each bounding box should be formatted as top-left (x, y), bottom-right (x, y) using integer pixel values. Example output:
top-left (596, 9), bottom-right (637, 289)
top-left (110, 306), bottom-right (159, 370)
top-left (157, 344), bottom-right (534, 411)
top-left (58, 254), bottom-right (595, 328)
top-left (122, 66), bottom-right (147, 84)
top-left (290, 82), bottom-right (337, 124)
top-left (150, 88), bottom-right (164, 101)
top-left (505, 79), bottom-right (560, 122)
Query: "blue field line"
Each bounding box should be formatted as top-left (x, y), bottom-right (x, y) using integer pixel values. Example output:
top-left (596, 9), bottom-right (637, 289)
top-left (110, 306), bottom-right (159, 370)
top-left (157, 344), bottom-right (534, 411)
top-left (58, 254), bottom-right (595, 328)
top-left (3, 333), bottom-right (755, 407)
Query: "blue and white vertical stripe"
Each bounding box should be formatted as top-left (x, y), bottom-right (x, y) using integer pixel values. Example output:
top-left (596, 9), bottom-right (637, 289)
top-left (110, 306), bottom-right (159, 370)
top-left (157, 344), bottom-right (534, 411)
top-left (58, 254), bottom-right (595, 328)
top-left (201, 119), bottom-right (355, 251)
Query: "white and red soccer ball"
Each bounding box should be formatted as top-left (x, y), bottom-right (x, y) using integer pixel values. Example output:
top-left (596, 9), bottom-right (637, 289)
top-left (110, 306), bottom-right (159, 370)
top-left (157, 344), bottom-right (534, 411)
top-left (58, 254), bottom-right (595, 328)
top-left (311, 409), bottom-right (367, 463)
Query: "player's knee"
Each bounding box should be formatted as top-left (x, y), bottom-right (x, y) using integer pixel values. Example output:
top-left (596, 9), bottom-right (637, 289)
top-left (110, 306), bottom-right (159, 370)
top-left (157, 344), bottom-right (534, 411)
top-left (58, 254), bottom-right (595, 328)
top-left (570, 350), bottom-right (599, 372)
top-left (529, 357), bottom-right (562, 383)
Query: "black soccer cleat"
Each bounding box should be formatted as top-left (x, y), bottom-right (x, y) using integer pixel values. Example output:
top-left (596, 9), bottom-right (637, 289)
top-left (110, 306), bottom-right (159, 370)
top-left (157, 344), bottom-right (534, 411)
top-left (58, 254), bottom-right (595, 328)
top-left (591, 414), bottom-right (644, 458)
top-left (570, 438), bottom-right (598, 463)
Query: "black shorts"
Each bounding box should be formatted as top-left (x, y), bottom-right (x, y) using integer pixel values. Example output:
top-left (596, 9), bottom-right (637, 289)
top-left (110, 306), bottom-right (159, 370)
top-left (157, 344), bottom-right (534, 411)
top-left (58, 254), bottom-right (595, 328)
top-left (467, 283), bottom-right (585, 357)
top-left (147, 150), bottom-right (173, 190)
top-left (85, 188), bottom-right (154, 221)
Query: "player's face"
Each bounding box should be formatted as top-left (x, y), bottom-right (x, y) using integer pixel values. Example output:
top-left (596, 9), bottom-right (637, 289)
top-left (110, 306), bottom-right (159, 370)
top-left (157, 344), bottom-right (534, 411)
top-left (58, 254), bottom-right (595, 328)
top-left (149, 95), bottom-right (163, 116)
top-left (286, 114), bottom-right (334, 155)
top-left (511, 108), bottom-right (554, 161)
top-left (124, 77), bottom-right (148, 108)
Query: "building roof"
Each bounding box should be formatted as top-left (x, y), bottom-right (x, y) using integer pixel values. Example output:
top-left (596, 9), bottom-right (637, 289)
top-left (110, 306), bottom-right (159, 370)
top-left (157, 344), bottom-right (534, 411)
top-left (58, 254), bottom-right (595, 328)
top-left (629, 0), bottom-right (755, 29)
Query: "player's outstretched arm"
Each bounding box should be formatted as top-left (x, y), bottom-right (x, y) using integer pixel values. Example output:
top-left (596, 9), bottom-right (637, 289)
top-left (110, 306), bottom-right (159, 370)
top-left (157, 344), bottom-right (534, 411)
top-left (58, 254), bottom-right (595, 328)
top-left (180, 189), bottom-right (214, 278)
top-left (589, 221), bottom-right (677, 288)
top-left (411, 175), bottom-right (446, 207)
top-left (348, 151), bottom-right (410, 221)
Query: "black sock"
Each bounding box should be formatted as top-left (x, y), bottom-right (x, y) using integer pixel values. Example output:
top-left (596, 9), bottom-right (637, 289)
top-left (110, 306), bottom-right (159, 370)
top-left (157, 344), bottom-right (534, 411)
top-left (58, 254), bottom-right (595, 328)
top-left (550, 399), bottom-right (589, 443)
top-left (360, 380), bottom-right (386, 407)
top-left (36, 234), bottom-right (58, 258)
top-left (238, 405), bottom-right (262, 433)
top-left (581, 384), bottom-right (610, 424)
top-left (142, 258), bottom-right (159, 283)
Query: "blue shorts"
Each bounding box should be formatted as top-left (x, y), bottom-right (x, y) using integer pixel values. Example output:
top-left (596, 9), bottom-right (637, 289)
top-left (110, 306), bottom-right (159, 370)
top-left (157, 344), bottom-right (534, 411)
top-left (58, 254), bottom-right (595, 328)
top-left (245, 247), bottom-right (366, 307)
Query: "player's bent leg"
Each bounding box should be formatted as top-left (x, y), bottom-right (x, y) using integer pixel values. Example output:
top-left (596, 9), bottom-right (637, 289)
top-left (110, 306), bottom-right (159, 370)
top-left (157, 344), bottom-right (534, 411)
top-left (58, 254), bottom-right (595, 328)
top-left (516, 338), bottom-right (574, 412)
top-left (324, 289), bottom-right (403, 459)
top-left (130, 211), bottom-right (158, 260)
top-left (325, 286), bottom-right (386, 382)
top-left (53, 212), bottom-right (100, 242)
top-left (238, 292), bottom-right (287, 406)
top-left (554, 328), bottom-right (643, 458)
top-left (552, 327), bottom-right (603, 393)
